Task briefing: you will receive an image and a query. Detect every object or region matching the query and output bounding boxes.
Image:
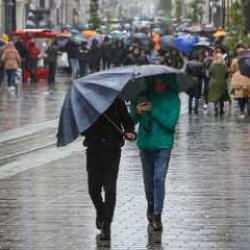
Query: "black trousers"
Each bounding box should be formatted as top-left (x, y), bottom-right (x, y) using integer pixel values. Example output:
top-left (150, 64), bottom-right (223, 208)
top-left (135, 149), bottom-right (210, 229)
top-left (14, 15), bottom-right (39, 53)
top-left (86, 149), bottom-right (121, 224)
top-left (48, 63), bottom-right (57, 86)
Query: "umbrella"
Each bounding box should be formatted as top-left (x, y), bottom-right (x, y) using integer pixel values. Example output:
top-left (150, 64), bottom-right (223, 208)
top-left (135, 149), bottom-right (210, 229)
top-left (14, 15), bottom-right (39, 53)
top-left (239, 52), bottom-right (250, 78)
top-left (57, 65), bottom-right (194, 147)
top-left (174, 35), bottom-right (199, 55)
top-left (71, 35), bottom-right (87, 45)
top-left (214, 29), bottom-right (226, 38)
top-left (82, 30), bottom-right (97, 39)
top-left (160, 35), bottom-right (175, 49)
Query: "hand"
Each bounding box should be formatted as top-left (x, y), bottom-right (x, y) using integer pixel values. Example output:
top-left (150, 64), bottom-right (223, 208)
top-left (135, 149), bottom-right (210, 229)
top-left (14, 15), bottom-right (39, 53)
top-left (136, 102), bottom-right (152, 114)
top-left (124, 132), bottom-right (136, 141)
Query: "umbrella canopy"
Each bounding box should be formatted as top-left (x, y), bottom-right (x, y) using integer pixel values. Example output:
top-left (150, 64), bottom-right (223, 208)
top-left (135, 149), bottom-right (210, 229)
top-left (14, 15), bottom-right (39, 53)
top-left (71, 35), bottom-right (87, 45)
top-left (57, 65), bottom-right (193, 147)
top-left (174, 35), bottom-right (198, 55)
top-left (239, 52), bottom-right (250, 78)
top-left (214, 29), bottom-right (226, 38)
top-left (82, 30), bottom-right (97, 39)
top-left (160, 35), bottom-right (175, 49)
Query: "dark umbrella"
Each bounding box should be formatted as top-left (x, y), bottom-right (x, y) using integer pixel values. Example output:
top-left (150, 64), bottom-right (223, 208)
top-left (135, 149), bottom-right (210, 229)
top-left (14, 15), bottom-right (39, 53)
top-left (239, 52), bottom-right (250, 78)
top-left (57, 65), bottom-right (193, 147)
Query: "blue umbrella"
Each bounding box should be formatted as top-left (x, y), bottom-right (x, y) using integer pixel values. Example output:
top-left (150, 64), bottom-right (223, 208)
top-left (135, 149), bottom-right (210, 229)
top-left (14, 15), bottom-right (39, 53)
top-left (174, 35), bottom-right (199, 55)
top-left (161, 35), bottom-right (175, 49)
top-left (57, 65), bottom-right (193, 147)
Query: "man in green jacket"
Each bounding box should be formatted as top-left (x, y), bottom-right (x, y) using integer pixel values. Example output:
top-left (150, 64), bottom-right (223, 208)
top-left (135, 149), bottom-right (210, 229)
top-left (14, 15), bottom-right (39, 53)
top-left (133, 78), bottom-right (180, 231)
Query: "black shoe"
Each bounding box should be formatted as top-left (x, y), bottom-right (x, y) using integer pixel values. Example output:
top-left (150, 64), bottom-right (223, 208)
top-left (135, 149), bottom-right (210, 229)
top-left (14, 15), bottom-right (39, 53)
top-left (152, 214), bottom-right (163, 232)
top-left (99, 222), bottom-right (111, 241)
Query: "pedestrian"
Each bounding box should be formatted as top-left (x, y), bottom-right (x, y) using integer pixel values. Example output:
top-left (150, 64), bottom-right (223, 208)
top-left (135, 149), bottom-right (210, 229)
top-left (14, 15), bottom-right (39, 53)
top-left (66, 40), bottom-right (80, 79)
top-left (112, 40), bottom-right (126, 67)
top-left (0, 43), bottom-right (5, 89)
top-left (28, 41), bottom-right (40, 83)
top-left (83, 98), bottom-right (136, 241)
top-left (14, 37), bottom-right (28, 84)
top-left (46, 42), bottom-right (59, 87)
top-left (230, 44), bottom-right (250, 118)
top-left (132, 78), bottom-right (180, 231)
top-left (101, 36), bottom-right (112, 70)
top-left (88, 39), bottom-right (102, 73)
top-left (208, 52), bottom-right (230, 116)
top-left (79, 41), bottom-right (89, 77)
top-left (1, 42), bottom-right (21, 91)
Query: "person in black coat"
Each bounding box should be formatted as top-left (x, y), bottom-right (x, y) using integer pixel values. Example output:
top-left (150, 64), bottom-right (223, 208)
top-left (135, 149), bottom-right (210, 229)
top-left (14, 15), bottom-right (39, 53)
top-left (112, 40), bottom-right (126, 67)
top-left (83, 98), bottom-right (136, 241)
top-left (46, 42), bottom-right (59, 87)
top-left (88, 39), bottom-right (102, 73)
top-left (79, 41), bottom-right (89, 77)
top-left (66, 40), bottom-right (80, 79)
top-left (101, 36), bottom-right (112, 70)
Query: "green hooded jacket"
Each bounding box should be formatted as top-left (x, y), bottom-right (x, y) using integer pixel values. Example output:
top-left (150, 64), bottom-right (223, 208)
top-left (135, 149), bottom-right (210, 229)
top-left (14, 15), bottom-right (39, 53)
top-left (132, 91), bottom-right (180, 150)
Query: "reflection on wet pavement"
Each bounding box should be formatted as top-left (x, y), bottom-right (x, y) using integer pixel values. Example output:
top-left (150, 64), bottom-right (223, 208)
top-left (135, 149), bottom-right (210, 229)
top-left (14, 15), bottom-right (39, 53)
top-left (0, 112), bottom-right (249, 249)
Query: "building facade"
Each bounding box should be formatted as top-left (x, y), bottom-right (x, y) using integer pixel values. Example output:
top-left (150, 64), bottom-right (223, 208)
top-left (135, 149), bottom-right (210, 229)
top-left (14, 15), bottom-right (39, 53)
top-left (0, 0), bottom-right (27, 34)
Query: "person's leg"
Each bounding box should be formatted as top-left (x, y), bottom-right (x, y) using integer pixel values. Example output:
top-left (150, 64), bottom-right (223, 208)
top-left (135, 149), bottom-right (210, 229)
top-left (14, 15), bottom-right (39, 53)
top-left (6, 70), bottom-right (11, 87)
top-left (10, 69), bottom-right (16, 87)
top-left (153, 149), bottom-right (171, 216)
top-left (188, 96), bottom-right (193, 114)
top-left (140, 150), bottom-right (154, 221)
top-left (238, 98), bottom-right (245, 114)
top-left (102, 150), bottom-right (121, 224)
top-left (86, 149), bottom-right (105, 227)
top-left (194, 97), bottom-right (199, 114)
top-left (152, 149), bottom-right (171, 231)
top-left (220, 99), bottom-right (224, 116)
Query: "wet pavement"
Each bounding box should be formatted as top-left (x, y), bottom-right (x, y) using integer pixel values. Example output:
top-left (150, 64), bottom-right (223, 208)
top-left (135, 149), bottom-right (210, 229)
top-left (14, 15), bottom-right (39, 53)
top-left (0, 81), bottom-right (250, 249)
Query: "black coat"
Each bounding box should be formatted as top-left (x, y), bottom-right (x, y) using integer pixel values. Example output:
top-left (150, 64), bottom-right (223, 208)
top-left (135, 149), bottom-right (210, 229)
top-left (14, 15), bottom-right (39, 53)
top-left (83, 99), bottom-right (134, 150)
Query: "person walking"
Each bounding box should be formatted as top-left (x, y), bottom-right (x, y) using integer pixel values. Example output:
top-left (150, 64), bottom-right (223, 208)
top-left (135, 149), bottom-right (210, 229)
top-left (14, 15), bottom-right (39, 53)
top-left (1, 42), bottom-right (21, 91)
top-left (101, 36), bottom-right (112, 70)
top-left (28, 41), bottom-right (40, 83)
top-left (46, 42), bottom-right (59, 87)
top-left (66, 40), bottom-right (80, 79)
top-left (88, 39), bottom-right (102, 73)
top-left (208, 52), bottom-right (230, 116)
top-left (132, 78), bottom-right (180, 231)
top-left (79, 41), bottom-right (89, 77)
top-left (83, 98), bottom-right (135, 241)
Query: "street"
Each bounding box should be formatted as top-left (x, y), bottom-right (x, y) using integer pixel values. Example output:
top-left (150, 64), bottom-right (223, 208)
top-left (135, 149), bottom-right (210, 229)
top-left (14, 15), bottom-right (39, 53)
top-left (0, 82), bottom-right (250, 250)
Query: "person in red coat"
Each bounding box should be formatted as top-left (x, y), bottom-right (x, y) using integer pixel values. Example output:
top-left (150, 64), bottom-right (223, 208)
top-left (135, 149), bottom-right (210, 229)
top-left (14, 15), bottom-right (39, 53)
top-left (28, 41), bottom-right (40, 83)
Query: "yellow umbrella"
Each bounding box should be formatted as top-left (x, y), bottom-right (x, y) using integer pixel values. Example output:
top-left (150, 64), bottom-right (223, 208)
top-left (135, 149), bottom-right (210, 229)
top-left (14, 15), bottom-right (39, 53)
top-left (213, 28), bottom-right (226, 38)
top-left (2, 33), bottom-right (9, 43)
top-left (82, 30), bottom-right (97, 39)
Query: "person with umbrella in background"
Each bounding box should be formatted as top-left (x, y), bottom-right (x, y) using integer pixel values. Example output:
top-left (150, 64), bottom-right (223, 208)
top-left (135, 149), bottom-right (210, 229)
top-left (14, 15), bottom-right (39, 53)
top-left (28, 41), bottom-right (40, 83)
top-left (208, 51), bottom-right (230, 116)
top-left (88, 39), bottom-right (102, 73)
top-left (1, 42), bottom-right (21, 92)
top-left (131, 77), bottom-right (180, 232)
top-left (79, 41), bottom-right (89, 77)
top-left (83, 99), bottom-right (136, 241)
top-left (112, 40), bottom-right (126, 67)
top-left (101, 36), bottom-right (112, 70)
top-left (66, 39), bottom-right (80, 79)
top-left (46, 41), bottom-right (59, 88)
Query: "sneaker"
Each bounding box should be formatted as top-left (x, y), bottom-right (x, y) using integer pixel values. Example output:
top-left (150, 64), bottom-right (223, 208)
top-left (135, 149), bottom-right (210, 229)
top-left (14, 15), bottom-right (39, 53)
top-left (152, 214), bottom-right (163, 232)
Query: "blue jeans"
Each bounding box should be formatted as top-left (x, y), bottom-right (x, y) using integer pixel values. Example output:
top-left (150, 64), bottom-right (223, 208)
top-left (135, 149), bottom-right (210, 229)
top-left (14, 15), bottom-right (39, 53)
top-left (70, 58), bottom-right (80, 79)
top-left (6, 69), bottom-right (17, 87)
top-left (140, 149), bottom-right (171, 215)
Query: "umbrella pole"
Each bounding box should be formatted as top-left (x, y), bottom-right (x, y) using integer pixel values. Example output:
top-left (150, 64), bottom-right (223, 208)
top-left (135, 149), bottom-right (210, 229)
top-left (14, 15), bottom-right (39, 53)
top-left (103, 114), bottom-right (124, 135)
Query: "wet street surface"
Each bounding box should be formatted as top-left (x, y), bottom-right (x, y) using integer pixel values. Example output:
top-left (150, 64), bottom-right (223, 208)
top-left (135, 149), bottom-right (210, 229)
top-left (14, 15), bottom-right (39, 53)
top-left (0, 82), bottom-right (250, 249)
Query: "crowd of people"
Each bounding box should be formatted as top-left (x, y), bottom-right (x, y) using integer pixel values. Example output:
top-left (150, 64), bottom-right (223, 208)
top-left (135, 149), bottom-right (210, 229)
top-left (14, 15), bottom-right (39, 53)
top-left (0, 32), bottom-right (250, 118)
